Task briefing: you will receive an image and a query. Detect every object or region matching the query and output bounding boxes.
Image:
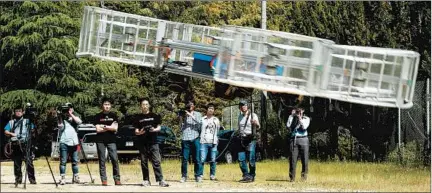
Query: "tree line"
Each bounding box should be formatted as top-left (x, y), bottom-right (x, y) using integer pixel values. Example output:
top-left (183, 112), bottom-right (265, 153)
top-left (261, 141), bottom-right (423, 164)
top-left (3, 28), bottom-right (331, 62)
top-left (0, 1), bottom-right (430, 163)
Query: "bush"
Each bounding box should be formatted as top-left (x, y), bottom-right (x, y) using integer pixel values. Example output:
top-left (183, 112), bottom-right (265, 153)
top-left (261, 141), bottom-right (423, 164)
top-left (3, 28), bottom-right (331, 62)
top-left (387, 141), bottom-right (424, 167)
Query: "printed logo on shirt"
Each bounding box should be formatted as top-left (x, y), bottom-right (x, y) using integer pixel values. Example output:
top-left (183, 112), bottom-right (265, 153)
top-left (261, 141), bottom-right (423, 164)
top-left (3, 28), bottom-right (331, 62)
top-left (100, 116), bottom-right (114, 122)
top-left (139, 118), bottom-right (154, 122)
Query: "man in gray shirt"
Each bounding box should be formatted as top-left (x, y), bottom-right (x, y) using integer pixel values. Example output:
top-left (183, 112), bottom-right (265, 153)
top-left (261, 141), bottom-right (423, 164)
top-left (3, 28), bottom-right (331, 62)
top-left (179, 101), bottom-right (202, 183)
top-left (198, 103), bottom-right (220, 182)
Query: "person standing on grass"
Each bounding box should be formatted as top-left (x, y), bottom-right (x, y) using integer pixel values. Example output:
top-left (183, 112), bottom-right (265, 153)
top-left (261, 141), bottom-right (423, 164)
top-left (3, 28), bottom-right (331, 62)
top-left (134, 98), bottom-right (169, 187)
top-left (93, 97), bottom-right (121, 186)
top-left (4, 105), bottom-right (37, 185)
top-left (198, 103), bottom-right (220, 182)
top-left (179, 100), bottom-right (202, 183)
top-left (286, 107), bottom-right (310, 182)
top-left (237, 100), bottom-right (260, 183)
top-left (56, 103), bottom-right (82, 185)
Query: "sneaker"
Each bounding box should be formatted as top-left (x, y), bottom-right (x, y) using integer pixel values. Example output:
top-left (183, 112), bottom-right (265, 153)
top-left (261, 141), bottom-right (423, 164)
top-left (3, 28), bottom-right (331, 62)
top-left (102, 180), bottom-right (108, 186)
top-left (115, 180), bottom-right (121, 186)
top-left (159, 180), bottom-right (169, 187)
top-left (29, 180), bottom-right (37, 184)
top-left (196, 176), bottom-right (203, 183)
top-left (59, 177), bottom-right (66, 185)
top-left (210, 175), bottom-right (216, 181)
top-left (179, 177), bottom-right (187, 183)
top-left (239, 175), bottom-right (253, 183)
top-left (141, 180), bottom-right (150, 187)
top-left (72, 175), bottom-right (80, 184)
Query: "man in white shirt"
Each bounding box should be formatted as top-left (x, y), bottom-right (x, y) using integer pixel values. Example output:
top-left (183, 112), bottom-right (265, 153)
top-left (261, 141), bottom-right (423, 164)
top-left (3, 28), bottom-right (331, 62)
top-left (197, 103), bottom-right (220, 182)
top-left (237, 100), bottom-right (260, 183)
top-left (286, 107), bottom-right (310, 182)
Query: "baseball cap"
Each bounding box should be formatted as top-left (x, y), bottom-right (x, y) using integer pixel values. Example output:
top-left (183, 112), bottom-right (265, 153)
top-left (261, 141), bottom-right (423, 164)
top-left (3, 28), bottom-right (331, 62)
top-left (239, 100), bottom-right (248, 107)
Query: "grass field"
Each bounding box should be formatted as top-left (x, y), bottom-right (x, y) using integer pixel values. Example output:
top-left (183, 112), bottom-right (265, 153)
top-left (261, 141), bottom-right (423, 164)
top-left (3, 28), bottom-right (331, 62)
top-left (1, 158), bottom-right (430, 192)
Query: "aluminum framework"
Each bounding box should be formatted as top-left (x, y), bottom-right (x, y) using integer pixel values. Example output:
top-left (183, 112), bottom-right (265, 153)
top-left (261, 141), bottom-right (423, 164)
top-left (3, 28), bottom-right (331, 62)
top-left (77, 6), bottom-right (420, 109)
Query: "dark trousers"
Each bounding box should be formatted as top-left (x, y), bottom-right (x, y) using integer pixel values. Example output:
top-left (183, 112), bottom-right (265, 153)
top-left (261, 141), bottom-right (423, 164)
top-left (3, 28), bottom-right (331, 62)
top-left (12, 143), bottom-right (35, 183)
top-left (138, 143), bottom-right (164, 182)
top-left (96, 142), bottom-right (120, 181)
top-left (181, 138), bottom-right (201, 178)
top-left (289, 137), bottom-right (309, 181)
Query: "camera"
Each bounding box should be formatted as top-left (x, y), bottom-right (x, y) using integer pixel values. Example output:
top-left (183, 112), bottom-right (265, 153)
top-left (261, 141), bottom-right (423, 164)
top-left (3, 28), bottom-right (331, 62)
top-left (57, 103), bottom-right (73, 115)
top-left (142, 125), bottom-right (152, 132)
top-left (177, 109), bottom-right (187, 117)
top-left (178, 102), bottom-right (192, 117)
top-left (24, 103), bottom-right (38, 118)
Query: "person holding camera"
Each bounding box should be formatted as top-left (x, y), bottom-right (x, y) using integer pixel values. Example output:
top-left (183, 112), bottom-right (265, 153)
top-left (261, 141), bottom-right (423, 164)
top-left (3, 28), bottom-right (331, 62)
top-left (237, 100), bottom-right (260, 183)
top-left (286, 107), bottom-right (310, 182)
top-left (179, 101), bottom-right (202, 183)
top-left (93, 98), bottom-right (121, 186)
top-left (55, 103), bottom-right (83, 185)
top-left (198, 103), bottom-right (220, 182)
top-left (133, 98), bottom-right (169, 187)
top-left (4, 105), bottom-right (37, 185)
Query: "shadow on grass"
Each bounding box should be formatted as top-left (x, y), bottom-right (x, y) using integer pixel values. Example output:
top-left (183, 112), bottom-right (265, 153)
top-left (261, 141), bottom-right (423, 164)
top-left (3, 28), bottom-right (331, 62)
top-left (0, 182), bottom-right (16, 184)
top-left (265, 179), bottom-right (291, 182)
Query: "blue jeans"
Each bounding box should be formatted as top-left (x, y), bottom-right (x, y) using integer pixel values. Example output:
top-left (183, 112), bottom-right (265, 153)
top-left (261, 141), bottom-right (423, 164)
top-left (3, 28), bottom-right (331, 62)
top-left (59, 143), bottom-right (79, 175)
top-left (199, 143), bottom-right (217, 176)
top-left (238, 139), bottom-right (256, 178)
top-left (181, 138), bottom-right (201, 178)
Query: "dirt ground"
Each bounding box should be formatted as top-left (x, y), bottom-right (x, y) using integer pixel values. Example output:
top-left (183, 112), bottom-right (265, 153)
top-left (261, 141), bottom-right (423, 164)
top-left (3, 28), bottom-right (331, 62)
top-left (1, 164), bottom-right (331, 192)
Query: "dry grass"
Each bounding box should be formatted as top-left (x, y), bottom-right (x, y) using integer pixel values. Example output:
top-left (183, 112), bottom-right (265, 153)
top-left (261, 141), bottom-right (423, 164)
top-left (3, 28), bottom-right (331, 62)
top-left (1, 158), bottom-right (430, 192)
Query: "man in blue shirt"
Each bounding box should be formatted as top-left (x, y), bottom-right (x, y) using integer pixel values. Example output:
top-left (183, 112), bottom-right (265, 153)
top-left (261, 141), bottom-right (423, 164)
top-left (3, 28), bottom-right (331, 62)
top-left (286, 107), bottom-right (310, 182)
top-left (4, 106), bottom-right (36, 185)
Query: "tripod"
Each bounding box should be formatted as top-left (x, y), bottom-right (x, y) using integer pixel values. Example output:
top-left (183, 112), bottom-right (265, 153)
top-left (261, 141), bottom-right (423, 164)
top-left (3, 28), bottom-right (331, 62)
top-left (56, 115), bottom-right (95, 184)
top-left (17, 114), bottom-right (57, 189)
top-left (76, 134), bottom-right (95, 184)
